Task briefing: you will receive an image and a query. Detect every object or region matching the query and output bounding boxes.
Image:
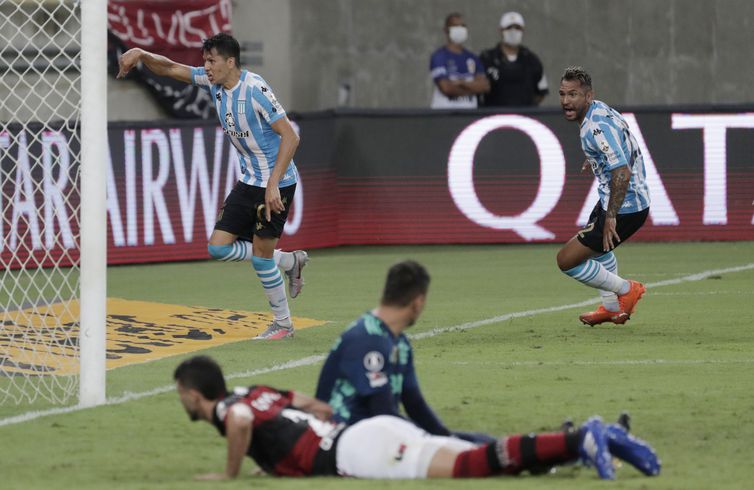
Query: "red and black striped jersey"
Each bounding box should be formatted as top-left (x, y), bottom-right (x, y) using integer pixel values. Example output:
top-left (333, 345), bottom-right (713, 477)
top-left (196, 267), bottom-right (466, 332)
top-left (211, 385), bottom-right (343, 476)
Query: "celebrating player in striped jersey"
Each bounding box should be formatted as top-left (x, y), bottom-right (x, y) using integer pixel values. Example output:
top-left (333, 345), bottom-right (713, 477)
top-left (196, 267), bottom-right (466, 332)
top-left (556, 66), bottom-right (651, 326)
top-left (174, 356), bottom-right (660, 480)
top-left (117, 33), bottom-right (307, 340)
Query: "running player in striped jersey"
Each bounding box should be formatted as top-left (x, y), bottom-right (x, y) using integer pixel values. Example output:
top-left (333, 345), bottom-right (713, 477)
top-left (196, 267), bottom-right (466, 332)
top-left (556, 66), bottom-right (651, 326)
top-left (117, 33), bottom-right (307, 339)
top-left (175, 355), bottom-right (660, 481)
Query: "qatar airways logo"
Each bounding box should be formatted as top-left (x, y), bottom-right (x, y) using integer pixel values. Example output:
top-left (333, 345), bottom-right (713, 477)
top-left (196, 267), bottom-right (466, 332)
top-left (448, 115), bottom-right (565, 240)
top-left (0, 126), bottom-right (304, 253)
top-left (447, 114), bottom-right (754, 240)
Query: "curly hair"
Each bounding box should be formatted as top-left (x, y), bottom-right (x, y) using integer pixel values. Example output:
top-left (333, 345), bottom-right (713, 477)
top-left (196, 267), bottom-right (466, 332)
top-left (561, 66), bottom-right (592, 89)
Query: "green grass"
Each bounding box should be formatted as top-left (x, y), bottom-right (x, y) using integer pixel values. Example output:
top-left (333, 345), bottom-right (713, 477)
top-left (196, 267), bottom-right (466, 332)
top-left (2, 242), bottom-right (754, 489)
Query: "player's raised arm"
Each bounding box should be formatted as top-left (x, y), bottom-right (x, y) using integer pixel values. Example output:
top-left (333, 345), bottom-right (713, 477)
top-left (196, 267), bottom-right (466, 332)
top-left (117, 48), bottom-right (192, 84)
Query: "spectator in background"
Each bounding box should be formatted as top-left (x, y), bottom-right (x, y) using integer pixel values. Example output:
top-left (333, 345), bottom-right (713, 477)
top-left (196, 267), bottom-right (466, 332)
top-left (479, 11), bottom-right (548, 107)
top-left (429, 13), bottom-right (489, 109)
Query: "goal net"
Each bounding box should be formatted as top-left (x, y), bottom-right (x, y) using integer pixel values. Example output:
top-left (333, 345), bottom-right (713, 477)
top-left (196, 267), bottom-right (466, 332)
top-left (0, 0), bottom-right (106, 413)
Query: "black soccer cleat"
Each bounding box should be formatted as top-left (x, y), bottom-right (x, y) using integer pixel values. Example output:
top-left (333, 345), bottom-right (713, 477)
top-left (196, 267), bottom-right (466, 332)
top-left (617, 411), bottom-right (631, 432)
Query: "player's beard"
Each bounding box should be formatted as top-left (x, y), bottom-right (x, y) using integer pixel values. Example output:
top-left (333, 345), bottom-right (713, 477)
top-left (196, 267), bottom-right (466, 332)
top-left (406, 302), bottom-right (422, 327)
top-left (186, 407), bottom-right (200, 421)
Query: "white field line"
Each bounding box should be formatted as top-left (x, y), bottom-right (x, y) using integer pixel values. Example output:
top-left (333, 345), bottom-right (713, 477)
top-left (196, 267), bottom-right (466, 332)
top-left (2, 262), bottom-right (753, 428)
top-left (650, 290), bottom-right (752, 296)
top-left (449, 359), bottom-right (754, 368)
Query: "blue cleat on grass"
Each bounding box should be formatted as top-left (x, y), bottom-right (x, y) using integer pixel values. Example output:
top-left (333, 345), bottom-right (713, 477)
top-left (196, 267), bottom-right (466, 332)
top-left (606, 422), bottom-right (661, 476)
top-left (579, 416), bottom-right (615, 480)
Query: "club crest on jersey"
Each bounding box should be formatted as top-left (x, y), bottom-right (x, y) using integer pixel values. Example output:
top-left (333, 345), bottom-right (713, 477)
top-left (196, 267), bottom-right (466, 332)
top-left (225, 112), bottom-right (235, 128)
top-left (238, 100), bottom-right (246, 115)
top-left (466, 58), bottom-right (476, 74)
top-left (363, 351), bottom-right (385, 372)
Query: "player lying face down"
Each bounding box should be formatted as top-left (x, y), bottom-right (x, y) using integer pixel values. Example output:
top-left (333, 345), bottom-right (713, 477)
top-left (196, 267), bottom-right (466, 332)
top-left (174, 355), bottom-right (660, 481)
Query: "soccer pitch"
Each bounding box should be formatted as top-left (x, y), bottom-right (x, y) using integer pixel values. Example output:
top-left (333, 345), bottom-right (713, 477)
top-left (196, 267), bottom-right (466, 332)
top-left (2, 242), bottom-right (753, 489)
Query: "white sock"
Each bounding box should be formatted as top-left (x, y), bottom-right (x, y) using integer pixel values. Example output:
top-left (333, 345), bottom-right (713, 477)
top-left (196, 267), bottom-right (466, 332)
top-left (274, 250), bottom-right (295, 271)
top-left (595, 252), bottom-right (621, 311)
top-left (564, 259), bottom-right (629, 295)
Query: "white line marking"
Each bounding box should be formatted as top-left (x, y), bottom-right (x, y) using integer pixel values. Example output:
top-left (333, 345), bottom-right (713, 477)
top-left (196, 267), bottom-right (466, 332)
top-left (2, 262), bottom-right (753, 428)
top-left (0, 356), bottom-right (326, 427)
top-left (651, 291), bottom-right (751, 296)
top-left (447, 359), bottom-right (754, 368)
top-left (412, 262), bottom-right (754, 340)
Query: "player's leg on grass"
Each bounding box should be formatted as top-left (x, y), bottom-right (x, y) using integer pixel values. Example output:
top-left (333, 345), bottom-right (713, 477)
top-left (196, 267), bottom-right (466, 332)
top-left (252, 234), bottom-right (294, 339)
top-left (557, 234), bottom-right (643, 324)
top-left (443, 416), bottom-right (614, 479)
top-left (337, 415), bottom-right (618, 480)
top-left (558, 236), bottom-right (630, 309)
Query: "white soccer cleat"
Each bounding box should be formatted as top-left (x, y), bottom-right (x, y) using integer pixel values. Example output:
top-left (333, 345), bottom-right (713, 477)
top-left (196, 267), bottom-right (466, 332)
top-left (285, 250), bottom-right (309, 299)
top-left (254, 320), bottom-right (294, 340)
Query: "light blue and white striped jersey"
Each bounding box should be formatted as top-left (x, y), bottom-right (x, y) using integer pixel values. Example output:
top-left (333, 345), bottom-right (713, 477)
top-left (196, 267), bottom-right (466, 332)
top-left (191, 68), bottom-right (298, 188)
top-left (580, 100), bottom-right (650, 213)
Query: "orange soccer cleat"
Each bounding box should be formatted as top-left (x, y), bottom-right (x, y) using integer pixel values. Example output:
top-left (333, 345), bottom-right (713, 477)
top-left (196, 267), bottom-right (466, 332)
top-left (579, 306), bottom-right (629, 326)
top-left (617, 280), bottom-right (646, 316)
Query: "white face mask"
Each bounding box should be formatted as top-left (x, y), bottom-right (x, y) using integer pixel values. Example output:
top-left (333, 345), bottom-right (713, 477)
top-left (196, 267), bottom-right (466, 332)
top-left (448, 25), bottom-right (468, 45)
top-left (502, 29), bottom-right (523, 46)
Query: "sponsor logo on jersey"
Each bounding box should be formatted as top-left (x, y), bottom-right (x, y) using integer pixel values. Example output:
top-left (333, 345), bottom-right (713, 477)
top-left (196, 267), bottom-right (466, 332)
top-left (394, 443), bottom-right (408, 461)
top-left (366, 371), bottom-right (388, 388)
top-left (225, 112), bottom-right (235, 128)
top-left (223, 128), bottom-right (251, 138)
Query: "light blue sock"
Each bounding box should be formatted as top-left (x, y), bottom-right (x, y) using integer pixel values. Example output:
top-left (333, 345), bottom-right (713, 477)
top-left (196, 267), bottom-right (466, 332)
top-left (207, 241), bottom-right (252, 262)
top-left (252, 256), bottom-right (291, 325)
top-left (207, 241), bottom-right (293, 269)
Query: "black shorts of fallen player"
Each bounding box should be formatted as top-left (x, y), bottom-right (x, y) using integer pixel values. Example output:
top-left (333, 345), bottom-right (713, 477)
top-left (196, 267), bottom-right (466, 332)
top-left (576, 202), bottom-right (649, 253)
top-left (214, 182), bottom-right (296, 241)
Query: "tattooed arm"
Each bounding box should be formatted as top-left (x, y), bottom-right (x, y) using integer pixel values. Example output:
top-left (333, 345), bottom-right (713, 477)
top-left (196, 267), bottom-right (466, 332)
top-left (603, 165), bottom-right (631, 251)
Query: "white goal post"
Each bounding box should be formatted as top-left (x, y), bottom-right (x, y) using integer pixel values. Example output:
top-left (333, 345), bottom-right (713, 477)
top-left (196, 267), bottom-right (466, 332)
top-left (0, 0), bottom-right (107, 410)
top-left (79, 0), bottom-right (107, 407)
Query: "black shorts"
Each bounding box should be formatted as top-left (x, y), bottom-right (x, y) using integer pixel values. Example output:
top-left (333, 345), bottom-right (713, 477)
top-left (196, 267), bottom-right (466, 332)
top-left (214, 182), bottom-right (296, 240)
top-left (576, 202), bottom-right (649, 253)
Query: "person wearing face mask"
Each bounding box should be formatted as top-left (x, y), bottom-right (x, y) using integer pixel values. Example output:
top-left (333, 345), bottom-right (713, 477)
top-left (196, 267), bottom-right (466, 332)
top-left (479, 11), bottom-right (548, 107)
top-left (429, 13), bottom-right (489, 109)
